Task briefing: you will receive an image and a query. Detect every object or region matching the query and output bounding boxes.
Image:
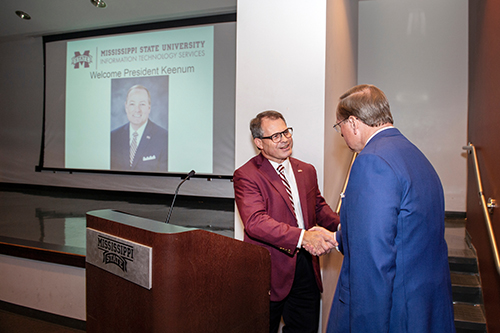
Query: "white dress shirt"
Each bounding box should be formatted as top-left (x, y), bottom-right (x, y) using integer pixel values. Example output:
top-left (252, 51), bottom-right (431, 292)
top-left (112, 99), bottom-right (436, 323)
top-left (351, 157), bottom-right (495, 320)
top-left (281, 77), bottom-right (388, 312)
top-left (269, 158), bottom-right (305, 248)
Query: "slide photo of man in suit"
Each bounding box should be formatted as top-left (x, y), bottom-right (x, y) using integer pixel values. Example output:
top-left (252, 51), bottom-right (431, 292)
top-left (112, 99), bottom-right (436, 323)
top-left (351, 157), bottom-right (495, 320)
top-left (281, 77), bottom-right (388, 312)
top-left (325, 84), bottom-right (455, 332)
top-left (233, 110), bottom-right (339, 333)
top-left (110, 81), bottom-right (168, 172)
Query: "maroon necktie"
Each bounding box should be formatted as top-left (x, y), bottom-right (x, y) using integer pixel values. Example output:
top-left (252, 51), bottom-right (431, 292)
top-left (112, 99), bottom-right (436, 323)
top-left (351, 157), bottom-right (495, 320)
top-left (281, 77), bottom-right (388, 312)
top-left (278, 164), bottom-right (296, 218)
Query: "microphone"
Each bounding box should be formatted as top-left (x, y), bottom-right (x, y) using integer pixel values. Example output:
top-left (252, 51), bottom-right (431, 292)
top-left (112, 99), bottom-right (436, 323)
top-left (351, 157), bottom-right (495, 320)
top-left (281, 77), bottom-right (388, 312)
top-left (165, 170), bottom-right (195, 223)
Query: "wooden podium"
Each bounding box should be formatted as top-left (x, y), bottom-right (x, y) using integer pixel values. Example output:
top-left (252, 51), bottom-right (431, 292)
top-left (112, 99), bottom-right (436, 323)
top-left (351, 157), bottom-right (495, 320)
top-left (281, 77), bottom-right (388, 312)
top-left (86, 209), bottom-right (270, 333)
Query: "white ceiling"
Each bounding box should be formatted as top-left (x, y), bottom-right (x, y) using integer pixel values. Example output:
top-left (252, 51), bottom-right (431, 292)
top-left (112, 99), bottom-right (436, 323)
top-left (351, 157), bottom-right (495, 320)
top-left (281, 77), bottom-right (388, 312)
top-left (1, 0), bottom-right (237, 43)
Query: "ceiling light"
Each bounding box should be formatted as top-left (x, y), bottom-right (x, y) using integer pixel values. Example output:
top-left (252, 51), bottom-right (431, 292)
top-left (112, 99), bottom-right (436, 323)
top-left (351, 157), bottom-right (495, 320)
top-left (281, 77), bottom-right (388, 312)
top-left (15, 10), bottom-right (31, 20)
top-left (91, 0), bottom-right (107, 8)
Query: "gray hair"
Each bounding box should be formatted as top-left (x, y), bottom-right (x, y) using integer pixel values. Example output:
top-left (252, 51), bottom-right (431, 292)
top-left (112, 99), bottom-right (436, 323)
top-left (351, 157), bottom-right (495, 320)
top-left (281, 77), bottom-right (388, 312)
top-left (337, 84), bottom-right (393, 127)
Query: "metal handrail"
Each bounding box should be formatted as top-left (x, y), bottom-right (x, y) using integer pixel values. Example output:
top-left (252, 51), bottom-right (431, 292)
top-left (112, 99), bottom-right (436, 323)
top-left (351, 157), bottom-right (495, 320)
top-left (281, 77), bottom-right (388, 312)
top-left (336, 152), bottom-right (357, 214)
top-left (463, 143), bottom-right (500, 276)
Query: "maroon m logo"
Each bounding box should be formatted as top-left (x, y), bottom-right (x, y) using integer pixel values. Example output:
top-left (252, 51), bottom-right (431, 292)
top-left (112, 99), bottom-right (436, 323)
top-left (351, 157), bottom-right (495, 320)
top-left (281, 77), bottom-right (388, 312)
top-left (71, 51), bottom-right (92, 69)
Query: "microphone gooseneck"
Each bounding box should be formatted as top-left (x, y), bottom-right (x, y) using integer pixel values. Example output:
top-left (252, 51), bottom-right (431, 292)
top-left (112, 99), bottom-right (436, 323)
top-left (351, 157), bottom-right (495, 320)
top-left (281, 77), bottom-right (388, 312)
top-left (165, 170), bottom-right (195, 223)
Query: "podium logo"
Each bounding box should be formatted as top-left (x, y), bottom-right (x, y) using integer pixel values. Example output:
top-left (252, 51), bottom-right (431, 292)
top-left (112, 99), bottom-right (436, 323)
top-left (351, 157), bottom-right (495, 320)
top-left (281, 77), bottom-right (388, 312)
top-left (71, 50), bottom-right (93, 69)
top-left (97, 235), bottom-right (134, 272)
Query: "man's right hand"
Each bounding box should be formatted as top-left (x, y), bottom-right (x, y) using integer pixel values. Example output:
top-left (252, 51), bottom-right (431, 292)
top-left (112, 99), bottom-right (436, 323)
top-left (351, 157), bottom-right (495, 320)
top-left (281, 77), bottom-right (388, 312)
top-left (302, 226), bottom-right (338, 256)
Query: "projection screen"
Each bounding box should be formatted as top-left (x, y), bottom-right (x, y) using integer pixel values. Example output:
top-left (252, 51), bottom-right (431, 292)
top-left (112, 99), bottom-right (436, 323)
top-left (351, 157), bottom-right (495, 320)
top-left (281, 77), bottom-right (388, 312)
top-left (41, 15), bottom-right (236, 177)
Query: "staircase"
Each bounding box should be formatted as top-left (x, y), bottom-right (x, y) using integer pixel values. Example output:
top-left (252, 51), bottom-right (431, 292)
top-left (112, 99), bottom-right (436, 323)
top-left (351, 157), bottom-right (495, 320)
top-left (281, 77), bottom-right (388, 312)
top-left (445, 216), bottom-right (487, 333)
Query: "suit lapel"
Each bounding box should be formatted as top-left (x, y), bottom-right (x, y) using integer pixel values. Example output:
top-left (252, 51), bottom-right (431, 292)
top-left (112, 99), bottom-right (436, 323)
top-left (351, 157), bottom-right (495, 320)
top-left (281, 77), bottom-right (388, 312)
top-left (122, 125), bottom-right (132, 167)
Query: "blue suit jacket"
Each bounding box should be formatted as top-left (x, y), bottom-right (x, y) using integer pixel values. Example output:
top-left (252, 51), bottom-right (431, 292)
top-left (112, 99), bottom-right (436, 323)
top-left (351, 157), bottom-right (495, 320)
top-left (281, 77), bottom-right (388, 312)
top-left (110, 120), bottom-right (168, 172)
top-left (327, 128), bottom-right (455, 333)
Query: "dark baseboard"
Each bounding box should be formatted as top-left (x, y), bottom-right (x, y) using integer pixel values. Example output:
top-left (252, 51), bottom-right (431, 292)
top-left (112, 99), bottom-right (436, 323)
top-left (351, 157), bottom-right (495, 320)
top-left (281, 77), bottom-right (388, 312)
top-left (0, 238), bottom-right (85, 267)
top-left (445, 211), bottom-right (466, 220)
top-left (0, 300), bottom-right (86, 331)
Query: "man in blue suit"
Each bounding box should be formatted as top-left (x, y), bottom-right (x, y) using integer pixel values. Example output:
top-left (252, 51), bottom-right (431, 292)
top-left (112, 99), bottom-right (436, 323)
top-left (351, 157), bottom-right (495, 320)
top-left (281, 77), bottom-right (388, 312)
top-left (111, 85), bottom-right (168, 172)
top-left (326, 84), bottom-right (455, 332)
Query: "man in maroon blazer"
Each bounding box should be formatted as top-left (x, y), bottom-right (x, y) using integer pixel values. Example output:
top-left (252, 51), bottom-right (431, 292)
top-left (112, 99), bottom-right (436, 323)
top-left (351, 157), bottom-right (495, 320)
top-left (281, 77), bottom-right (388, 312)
top-left (233, 110), bottom-right (339, 333)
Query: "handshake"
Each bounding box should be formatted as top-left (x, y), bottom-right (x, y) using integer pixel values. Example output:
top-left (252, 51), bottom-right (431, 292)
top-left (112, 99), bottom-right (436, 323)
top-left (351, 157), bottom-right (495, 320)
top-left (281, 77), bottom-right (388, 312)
top-left (301, 226), bottom-right (338, 256)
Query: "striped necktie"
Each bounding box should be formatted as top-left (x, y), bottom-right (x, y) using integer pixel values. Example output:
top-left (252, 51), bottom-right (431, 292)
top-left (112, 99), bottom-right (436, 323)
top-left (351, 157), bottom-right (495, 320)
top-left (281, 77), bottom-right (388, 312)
top-left (277, 164), bottom-right (296, 218)
top-left (130, 131), bottom-right (138, 166)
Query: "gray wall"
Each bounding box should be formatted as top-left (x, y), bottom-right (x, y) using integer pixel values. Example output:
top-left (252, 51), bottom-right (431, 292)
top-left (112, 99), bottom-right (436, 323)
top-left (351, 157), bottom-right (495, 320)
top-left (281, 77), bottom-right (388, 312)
top-left (358, 0), bottom-right (468, 212)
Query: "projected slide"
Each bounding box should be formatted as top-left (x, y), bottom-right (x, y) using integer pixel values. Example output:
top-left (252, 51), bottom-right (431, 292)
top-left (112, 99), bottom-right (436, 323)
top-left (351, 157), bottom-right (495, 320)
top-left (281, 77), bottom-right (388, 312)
top-left (64, 26), bottom-right (214, 173)
top-left (43, 20), bottom-right (235, 176)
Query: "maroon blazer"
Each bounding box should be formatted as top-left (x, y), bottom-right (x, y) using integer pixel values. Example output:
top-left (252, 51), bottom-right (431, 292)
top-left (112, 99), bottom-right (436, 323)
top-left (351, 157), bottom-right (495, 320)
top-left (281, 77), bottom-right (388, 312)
top-left (233, 153), bottom-right (339, 302)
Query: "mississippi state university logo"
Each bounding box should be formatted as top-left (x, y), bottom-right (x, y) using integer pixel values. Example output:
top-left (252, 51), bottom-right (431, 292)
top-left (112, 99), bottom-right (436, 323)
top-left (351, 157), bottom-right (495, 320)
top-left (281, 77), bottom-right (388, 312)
top-left (71, 50), bottom-right (93, 69)
top-left (86, 227), bottom-right (152, 289)
top-left (97, 234), bottom-right (134, 272)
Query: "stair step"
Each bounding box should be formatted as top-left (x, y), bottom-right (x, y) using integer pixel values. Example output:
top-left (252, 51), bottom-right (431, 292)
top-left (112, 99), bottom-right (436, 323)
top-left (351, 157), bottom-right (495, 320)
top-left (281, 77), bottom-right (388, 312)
top-left (451, 272), bottom-right (480, 287)
top-left (445, 217), bottom-right (487, 332)
top-left (454, 302), bottom-right (487, 333)
top-left (446, 218), bottom-right (478, 274)
top-left (449, 257), bottom-right (478, 274)
top-left (448, 248), bottom-right (478, 274)
top-left (451, 272), bottom-right (483, 304)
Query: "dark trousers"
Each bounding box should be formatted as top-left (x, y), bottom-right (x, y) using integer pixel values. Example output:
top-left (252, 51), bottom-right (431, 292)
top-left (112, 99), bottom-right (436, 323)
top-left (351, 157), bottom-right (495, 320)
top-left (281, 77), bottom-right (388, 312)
top-left (269, 250), bottom-right (321, 333)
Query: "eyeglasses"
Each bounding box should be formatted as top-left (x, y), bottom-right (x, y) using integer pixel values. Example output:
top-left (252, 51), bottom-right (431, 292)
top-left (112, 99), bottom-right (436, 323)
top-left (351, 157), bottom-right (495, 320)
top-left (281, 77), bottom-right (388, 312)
top-left (333, 119), bottom-right (348, 133)
top-left (261, 127), bottom-right (293, 143)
